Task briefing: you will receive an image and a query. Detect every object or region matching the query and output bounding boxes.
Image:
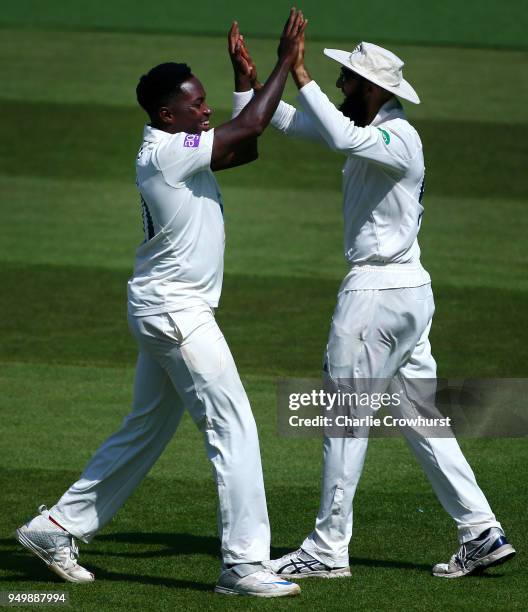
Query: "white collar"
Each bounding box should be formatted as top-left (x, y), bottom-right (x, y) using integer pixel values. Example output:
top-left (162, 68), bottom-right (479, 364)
top-left (370, 97), bottom-right (406, 127)
top-left (142, 124), bottom-right (172, 143)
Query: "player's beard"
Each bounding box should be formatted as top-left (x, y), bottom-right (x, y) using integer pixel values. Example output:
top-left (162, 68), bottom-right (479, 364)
top-left (339, 86), bottom-right (368, 127)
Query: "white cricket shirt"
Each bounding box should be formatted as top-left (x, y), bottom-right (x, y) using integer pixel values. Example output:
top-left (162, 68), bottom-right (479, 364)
top-left (233, 83), bottom-right (431, 291)
top-left (127, 126), bottom-right (225, 315)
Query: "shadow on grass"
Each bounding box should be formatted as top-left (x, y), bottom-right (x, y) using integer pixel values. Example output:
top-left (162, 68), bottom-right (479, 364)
top-left (271, 546), bottom-right (511, 577)
top-left (0, 536), bottom-right (509, 587)
top-left (76, 564), bottom-right (213, 591)
top-left (0, 535), bottom-right (216, 591)
top-left (271, 546), bottom-right (431, 573)
top-left (88, 532), bottom-right (221, 560)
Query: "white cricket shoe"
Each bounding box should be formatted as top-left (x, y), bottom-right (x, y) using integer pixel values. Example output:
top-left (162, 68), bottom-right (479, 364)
top-left (432, 527), bottom-right (516, 578)
top-left (215, 563), bottom-right (301, 597)
top-left (16, 505), bottom-right (94, 583)
top-left (263, 548), bottom-right (351, 579)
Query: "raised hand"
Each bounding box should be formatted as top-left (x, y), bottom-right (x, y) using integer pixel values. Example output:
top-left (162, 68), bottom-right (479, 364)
top-left (277, 8), bottom-right (308, 65)
top-left (228, 21), bottom-right (251, 82)
top-left (239, 36), bottom-right (259, 88)
top-left (288, 11), bottom-right (311, 89)
top-left (292, 21), bottom-right (306, 72)
top-left (212, 7), bottom-right (310, 171)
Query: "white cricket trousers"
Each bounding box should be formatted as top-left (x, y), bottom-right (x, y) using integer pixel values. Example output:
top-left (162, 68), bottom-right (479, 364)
top-left (302, 284), bottom-right (502, 568)
top-left (50, 304), bottom-right (270, 565)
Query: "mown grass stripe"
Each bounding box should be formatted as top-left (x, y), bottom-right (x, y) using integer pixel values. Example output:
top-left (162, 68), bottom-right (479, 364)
top-left (1, 262), bottom-right (527, 376)
top-left (1, 30), bottom-right (526, 124)
top-left (2, 22), bottom-right (528, 52)
top-left (1, 0), bottom-right (527, 49)
top-left (1, 100), bottom-right (526, 200)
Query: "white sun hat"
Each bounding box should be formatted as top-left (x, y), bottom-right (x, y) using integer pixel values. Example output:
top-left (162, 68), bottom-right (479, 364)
top-left (324, 42), bottom-right (420, 104)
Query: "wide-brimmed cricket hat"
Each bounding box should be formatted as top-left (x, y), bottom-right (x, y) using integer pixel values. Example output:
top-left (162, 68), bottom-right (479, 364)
top-left (324, 42), bottom-right (420, 104)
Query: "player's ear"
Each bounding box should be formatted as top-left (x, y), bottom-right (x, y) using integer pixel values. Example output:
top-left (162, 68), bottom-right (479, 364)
top-left (158, 106), bottom-right (173, 125)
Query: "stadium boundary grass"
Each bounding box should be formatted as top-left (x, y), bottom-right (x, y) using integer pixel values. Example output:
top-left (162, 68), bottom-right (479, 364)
top-left (1, 263), bottom-right (528, 377)
top-left (1, 0), bottom-right (527, 50)
top-left (1, 100), bottom-right (526, 201)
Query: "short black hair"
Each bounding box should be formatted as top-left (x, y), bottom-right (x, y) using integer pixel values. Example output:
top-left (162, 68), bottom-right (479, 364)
top-left (136, 62), bottom-right (192, 118)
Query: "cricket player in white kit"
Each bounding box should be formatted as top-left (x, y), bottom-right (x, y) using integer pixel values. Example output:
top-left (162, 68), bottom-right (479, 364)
top-left (233, 35), bottom-right (516, 579)
top-left (15, 11), bottom-right (309, 598)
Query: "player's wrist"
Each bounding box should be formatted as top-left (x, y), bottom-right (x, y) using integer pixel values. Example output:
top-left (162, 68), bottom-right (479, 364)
top-left (292, 66), bottom-right (311, 89)
top-left (277, 49), bottom-right (296, 68)
top-left (234, 73), bottom-right (252, 92)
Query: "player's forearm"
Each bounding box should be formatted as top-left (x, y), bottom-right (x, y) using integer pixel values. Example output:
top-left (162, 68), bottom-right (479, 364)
top-left (213, 60), bottom-right (291, 166)
top-left (237, 59), bottom-right (292, 135)
top-left (232, 89), bottom-right (290, 130)
top-left (292, 64), bottom-right (312, 89)
top-left (232, 89), bottom-right (323, 144)
top-left (234, 72), bottom-right (252, 93)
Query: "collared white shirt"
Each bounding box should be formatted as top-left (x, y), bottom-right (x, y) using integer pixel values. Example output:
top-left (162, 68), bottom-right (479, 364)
top-left (233, 83), bottom-right (431, 291)
top-left (127, 125), bottom-right (225, 315)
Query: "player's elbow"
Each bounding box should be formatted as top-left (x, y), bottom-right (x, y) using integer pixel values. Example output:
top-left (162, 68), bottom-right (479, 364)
top-left (327, 134), bottom-right (352, 152)
top-left (252, 119), bottom-right (267, 137)
top-left (242, 147), bottom-right (259, 165)
top-left (237, 108), bottom-right (268, 137)
top-left (251, 109), bottom-right (273, 137)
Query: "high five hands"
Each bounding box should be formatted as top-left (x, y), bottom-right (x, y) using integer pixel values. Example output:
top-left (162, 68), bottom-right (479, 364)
top-left (277, 8), bottom-right (308, 64)
top-left (228, 8), bottom-right (309, 92)
top-left (228, 21), bottom-right (255, 91)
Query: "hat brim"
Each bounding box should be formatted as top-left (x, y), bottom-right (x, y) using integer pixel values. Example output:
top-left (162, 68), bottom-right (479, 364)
top-left (324, 48), bottom-right (420, 105)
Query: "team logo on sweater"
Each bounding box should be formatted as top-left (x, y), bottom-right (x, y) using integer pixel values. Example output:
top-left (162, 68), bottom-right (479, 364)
top-left (184, 134), bottom-right (201, 148)
top-left (378, 129), bottom-right (391, 145)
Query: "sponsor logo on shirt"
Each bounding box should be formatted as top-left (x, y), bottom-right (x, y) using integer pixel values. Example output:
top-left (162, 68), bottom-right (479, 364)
top-left (378, 128), bottom-right (391, 145)
top-left (183, 134), bottom-right (201, 148)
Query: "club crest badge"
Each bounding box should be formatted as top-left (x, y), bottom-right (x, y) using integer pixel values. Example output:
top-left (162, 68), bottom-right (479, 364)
top-left (183, 134), bottom-right (201, 148)
top-left (378, 128), bottom-right (391, 145)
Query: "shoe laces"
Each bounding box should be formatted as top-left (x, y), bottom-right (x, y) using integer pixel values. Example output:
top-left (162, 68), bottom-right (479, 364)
top-left (52, 533), bottom-right (80, 569)
top-left (251, 569), bottom-right (291, 585)
top-left (285, 548), bottom-right (304, 561)
top-left (453, 544), bottom-right (468, 570)
top-left (68, 538), bottom-right (79, 562)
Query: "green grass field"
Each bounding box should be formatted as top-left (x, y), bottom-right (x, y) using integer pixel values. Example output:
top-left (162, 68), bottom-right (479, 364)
top-left (1, 1), bottom-right (527, 609)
